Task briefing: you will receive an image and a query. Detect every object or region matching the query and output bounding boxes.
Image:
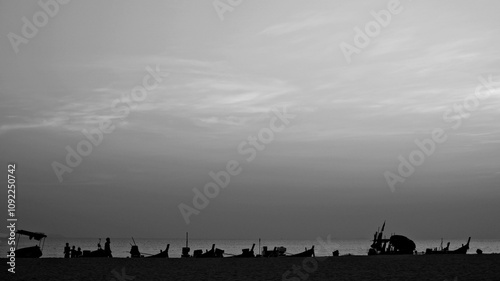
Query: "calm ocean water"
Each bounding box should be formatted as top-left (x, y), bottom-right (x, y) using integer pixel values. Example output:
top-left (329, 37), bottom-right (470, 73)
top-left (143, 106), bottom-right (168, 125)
top-left (2, 237), bottom-right (499, 258)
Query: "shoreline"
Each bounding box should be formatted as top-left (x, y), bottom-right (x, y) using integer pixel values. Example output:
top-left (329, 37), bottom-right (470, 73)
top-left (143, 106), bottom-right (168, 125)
top-left (3, 252), bottom-right (500, 259)
top-left (4, 254), bottom-right (500, 280)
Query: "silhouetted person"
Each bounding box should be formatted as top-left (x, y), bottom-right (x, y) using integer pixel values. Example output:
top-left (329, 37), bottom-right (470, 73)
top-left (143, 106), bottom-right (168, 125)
top-left (104, 237), bottom-right (112, 257)
top-left (64, 243), bottom-right (70, 258)
top-left (97, 238), bottom-right (102, 250)
top-left (77, 247), bottom-right (82, 257)
top-left (71, 245), bottom-right (77, 258)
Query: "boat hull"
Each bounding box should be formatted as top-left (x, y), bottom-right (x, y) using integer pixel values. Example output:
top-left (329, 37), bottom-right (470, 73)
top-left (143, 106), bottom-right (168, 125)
top-left (289, 246), bottom-right (315, 257)
top-left (14, 246), bottom-right (43, 258)
top-left (147, 246), bottom-right (170, 258)
top-left (81, 249), bottom-right (107, 258)
top-left (425, 238), bottom-right (470, 255)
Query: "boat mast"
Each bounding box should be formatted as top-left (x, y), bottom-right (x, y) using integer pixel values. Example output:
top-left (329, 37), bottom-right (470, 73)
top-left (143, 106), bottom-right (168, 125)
top-left (41, 236), bottom-right (46, 251)
top-left (15, 232), bottom-right (20, 251)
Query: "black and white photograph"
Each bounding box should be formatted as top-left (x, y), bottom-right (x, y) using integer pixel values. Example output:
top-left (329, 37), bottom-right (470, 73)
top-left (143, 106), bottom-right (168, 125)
top-left (1, 0), bottom-right (500, 280)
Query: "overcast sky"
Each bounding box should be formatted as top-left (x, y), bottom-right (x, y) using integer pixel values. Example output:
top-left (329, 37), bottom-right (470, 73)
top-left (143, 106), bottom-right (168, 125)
top-left (1, 0), bottom-right (499, 240)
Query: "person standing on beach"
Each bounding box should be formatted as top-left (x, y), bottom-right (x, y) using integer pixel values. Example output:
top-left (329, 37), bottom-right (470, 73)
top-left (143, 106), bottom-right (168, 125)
top-left (71, 245), bottom-right (77, 258)
top-left (64, 243), bottom-right (70, 258)
top-left (77, 247), bottom-right (82, 257)
top-left (104, 237), bottom-right (113, 257)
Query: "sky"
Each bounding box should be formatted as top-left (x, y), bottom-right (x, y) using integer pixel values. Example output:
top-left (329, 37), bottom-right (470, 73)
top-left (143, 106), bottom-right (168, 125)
top-left (0, 0), bottom-right (499, 240)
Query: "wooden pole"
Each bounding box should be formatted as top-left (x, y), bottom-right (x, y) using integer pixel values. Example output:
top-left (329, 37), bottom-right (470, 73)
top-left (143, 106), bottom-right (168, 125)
top-left (259, 238), bottom-right (261, 256)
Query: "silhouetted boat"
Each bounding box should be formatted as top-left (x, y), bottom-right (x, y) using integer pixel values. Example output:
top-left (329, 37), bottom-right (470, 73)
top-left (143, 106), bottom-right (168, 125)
top-left (129, 238), bottom-right (141, 258)
top-left (10, 230), bottom-right (46, 258)
top-left (232, 244), bottom-right (255, 258)
top-left (81, 238), bottom-right (107, 257)
top-left (368, 221), bottom-right (416, 255)
top-left (129, 238), bottom-right (170, 258)
top-left (147, 244), bottom-right (170, 258)
top-left (81, 249), bottom-right (107, 257)
top-left (193, 244), bottom-right (224, 258)
top-left (179, 233), bottom-right (223, 258)
top-left (289, 246), bottom-right (315, 257)
top-left (261, 246), bottom-right (287, 257)
top-left (426, 237), bottom-right (471, 255)
top-left (130, 245), bottom-right (140, 257)
top-left (181, 232), bottom-right (191, 258)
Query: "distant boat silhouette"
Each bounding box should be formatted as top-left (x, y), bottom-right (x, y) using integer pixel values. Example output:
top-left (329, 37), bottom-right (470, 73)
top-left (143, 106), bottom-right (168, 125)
top-left (261, 246), bottom-right (287, 257)
top-left (193, 244), bottom-right (224, 258)
top-left (81, 238), bottom-right (107, 257)
top-left (426, 237), bottom-right (471, 254)
top-left (288, 246), bottom-right (315, 257)
top-left (232, 244), bottom-right (255, 258)
top-left (147, 244), bottom-right (170, 258)
top-left (368, 221), bottom-right (416, 255)
top-left (129, 238), bottom-right (169, 258)
top-left (181, 232), bottom-right (190, 258)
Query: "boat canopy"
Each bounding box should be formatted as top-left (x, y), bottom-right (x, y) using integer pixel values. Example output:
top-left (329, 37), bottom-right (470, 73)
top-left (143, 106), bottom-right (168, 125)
top-left (16, 230), bottom-right (47, 241)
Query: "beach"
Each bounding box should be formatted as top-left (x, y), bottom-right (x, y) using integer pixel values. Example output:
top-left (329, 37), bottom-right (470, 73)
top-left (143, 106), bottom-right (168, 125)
top-left (3, 254), bottom-right (500, 281)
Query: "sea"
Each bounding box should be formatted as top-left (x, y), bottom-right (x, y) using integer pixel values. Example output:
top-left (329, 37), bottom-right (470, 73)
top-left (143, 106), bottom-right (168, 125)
top-left (2, 237), bottom-right (499, 258)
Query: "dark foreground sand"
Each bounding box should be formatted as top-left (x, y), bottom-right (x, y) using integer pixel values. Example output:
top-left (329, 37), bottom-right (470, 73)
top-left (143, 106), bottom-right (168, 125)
top-left (3, 254), bottom-right (500, 281)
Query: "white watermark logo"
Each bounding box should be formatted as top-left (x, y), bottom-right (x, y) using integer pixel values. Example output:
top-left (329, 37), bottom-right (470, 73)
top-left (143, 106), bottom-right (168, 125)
top-left (7, 0), bottom-right (72, 54)
top-left (52, 65), bottom-right (167, 182)
top-left (340, 0), bottom-right (404, 64)
top-left (213, 0), bottom-right (244, 21)
top-left (179, 106), bottom-right (296, 224)
top-left (384, 75), bottom-right (500, 192)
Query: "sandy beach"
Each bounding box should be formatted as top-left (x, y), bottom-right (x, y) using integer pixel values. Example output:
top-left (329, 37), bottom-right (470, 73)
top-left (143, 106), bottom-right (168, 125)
top-left (3, 254), bottom-right (500, 281)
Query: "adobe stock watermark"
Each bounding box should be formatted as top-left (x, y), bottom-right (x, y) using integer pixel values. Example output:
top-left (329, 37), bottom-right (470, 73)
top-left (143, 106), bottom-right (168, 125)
top-left (178, 106), bottom-right (296, 224)
top-left (51, 65), bottom-right (167, 183)
top-left (384, 75), bottom-right (500, 192)
top-left (213, 0), bottom-right (243, 21)
top-left (339, 0), bottom-right (406, 64)
top-left (282, 235), bottom-right (335, 281)
top-left (7, 0), bottom-right (71, 54)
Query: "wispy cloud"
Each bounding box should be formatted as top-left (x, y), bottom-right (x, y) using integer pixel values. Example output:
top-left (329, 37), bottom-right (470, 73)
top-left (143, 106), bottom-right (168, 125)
top-left (259, 12), bottom-right (337, 36)
top-left (0, 118), bottom-right (65, 134)
top-left (195, 116), bottom-right (246, 126)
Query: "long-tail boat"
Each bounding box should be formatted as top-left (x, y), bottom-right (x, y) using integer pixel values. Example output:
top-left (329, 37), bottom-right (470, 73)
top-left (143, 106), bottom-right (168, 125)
top-left (129, 238), bottom-right (141, 258)
top-left (193, 244), bottom-right (224, 258)
top-left (232, 244), bottom-right (255, 258)
top-left (81, 239), bottom-right (107, 257)
top-left (368, 221), bottom-right (416, 255)
top-left (181, 232), bottom-right (191, 257)
top-left (10, 230), bottom-right (46, 258)
top-left (147, 244), bottom-right (170, 258)
top-left (288, 246), bottom-right (315, 257)
top-left (261, 246), bottom-right (287, 257)
top-left (129, 238), bottom-right (170, 258)
top-left (425, 237), bottom-right (471, 254)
